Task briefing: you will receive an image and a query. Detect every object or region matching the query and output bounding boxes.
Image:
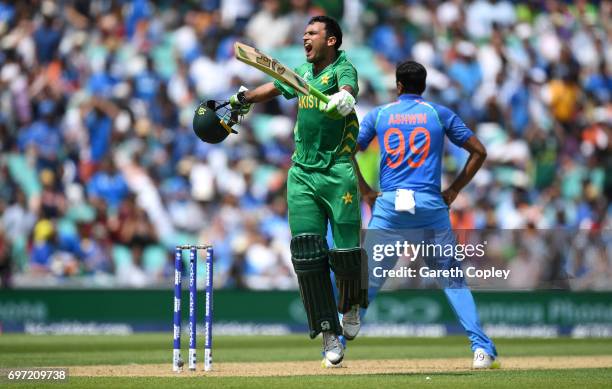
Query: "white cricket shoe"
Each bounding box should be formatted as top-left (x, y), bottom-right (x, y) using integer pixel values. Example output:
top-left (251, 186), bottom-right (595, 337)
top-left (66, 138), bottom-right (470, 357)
top-left (322, 332), bottom-right (344, 365)
top-left (321, 357), bottom-right (344, 368)
top-left (472, 348), bottom-right (498, 369)
top-left (342, 305), bottom-right (360, 340)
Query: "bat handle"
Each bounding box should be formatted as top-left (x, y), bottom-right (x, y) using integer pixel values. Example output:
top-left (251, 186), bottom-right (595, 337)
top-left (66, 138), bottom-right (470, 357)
top-left (308, 86), bottom-right (330, 104)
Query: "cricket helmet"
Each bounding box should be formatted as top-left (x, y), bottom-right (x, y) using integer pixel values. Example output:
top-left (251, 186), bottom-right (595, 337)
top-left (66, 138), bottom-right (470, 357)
top-left (192, 100), bottom-right (239, 144)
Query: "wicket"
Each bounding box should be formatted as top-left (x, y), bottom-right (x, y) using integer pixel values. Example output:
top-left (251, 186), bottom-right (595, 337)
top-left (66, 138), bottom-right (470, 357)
top-left (172, 244), bottom-right (214, 372)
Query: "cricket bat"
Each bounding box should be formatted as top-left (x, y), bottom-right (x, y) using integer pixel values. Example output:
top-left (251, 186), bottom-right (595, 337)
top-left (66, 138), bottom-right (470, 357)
top-left (234, 42), bottom-right (330, 103)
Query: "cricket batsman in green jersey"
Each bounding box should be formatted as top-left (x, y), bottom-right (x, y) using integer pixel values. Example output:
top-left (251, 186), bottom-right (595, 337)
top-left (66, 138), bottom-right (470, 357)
top-left (228, 16), bottom-right (368, 366)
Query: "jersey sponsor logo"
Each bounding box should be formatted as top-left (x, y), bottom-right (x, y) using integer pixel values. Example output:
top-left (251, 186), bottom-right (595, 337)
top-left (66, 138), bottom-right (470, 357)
top-left (388, 113), bottom-right (427, 125)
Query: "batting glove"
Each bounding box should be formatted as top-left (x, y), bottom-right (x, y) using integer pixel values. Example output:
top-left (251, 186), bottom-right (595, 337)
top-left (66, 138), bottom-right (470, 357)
top-left (324, 89), bottom-right (355, 117)
top-left (229, 86), bottom-right (252, 115)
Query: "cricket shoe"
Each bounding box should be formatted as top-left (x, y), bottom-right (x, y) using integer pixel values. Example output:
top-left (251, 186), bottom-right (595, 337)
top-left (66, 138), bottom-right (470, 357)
top-left (321, 357), bottom-right (344, 368)
top-left (320, 335), bottom-right (346, 368)
top-left (472, 348), bottom-right (500, 369)
top-left (342, 305), bottom-right (360, 340)
top-left (322, 331), bottom-right (344, 366)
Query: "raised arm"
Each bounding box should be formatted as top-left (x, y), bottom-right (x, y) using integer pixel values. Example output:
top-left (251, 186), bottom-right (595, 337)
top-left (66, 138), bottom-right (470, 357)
top-left (229, 82), bottom-right (282, 115)
top-left (242, 82), bottom-right (282, 103)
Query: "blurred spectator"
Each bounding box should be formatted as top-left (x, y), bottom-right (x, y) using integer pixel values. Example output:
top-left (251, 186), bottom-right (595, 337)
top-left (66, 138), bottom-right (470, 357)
top-left (33, 1), bottom-right (62, 64)
top-left (2, 189), bottom-right (35, 244)
top-left (134, 56), bottom-right (160, 106)
top-left (245, 0), bottom-right (291, 50)
top-left (584, 62), bottom-right (612, 104)
top-left (39, 169), bottom-right (66, 219)
top-left (80, 223), bottom-right (113, 276)
top-left (18, 99), bottom-right (62, 171)
top-left (448, 41), bottom-right (482, 98)
top-left (546, 70), bottom-right (581, 125)
top-left (465, 0), bottom-right (515, 39)
top-left (86, 159), bottom-right (130, 211)
top-left (81, 97), bottom-right (119, 166)
top-left (368, 14), bottom-right (411, 64)
top-left (286, 0), bottom-right (316, 44)
top-left (167, 59), bottom-right (193, 108)
top-left (112, 195), bottom-right (157, 253)
top-left (29, 219), bottom-right (56, 274)
top-left (163, 176), bottom-right (206, 233)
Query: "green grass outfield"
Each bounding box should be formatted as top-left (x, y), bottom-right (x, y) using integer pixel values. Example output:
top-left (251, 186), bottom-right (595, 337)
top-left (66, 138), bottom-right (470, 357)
top-left (1, 334), bottom-right (611, 388)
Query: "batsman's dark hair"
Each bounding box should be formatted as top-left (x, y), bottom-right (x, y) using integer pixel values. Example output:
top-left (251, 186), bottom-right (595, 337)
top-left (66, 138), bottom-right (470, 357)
top-left (308, 15), bottom-right (342, 50)
top-left (396, 60), bottom-right (427, 95)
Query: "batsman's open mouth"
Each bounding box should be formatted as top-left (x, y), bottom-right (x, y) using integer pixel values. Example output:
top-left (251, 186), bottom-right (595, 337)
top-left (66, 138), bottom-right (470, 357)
top-left (304, 42), bottom-right (313, 56)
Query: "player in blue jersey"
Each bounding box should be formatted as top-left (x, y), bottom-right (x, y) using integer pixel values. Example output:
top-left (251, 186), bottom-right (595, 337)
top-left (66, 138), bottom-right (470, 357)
top-left (355, 61), bottom-right (498, 368)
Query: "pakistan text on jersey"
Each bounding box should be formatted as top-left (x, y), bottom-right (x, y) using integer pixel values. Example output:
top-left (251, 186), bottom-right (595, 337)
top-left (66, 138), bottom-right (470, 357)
top-left (298, 95), bottom-right (323, 109)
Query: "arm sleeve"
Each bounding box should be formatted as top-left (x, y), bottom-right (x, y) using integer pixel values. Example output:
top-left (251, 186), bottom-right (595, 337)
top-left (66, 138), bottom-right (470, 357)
top-left (357, 107), bottom-right (379, 150)
top-left (273, 79), bottom-right (298, 100)
top-left (336, 64), bottom-right (359, 96)
top-left (436, 104), bottom-right (474, 147)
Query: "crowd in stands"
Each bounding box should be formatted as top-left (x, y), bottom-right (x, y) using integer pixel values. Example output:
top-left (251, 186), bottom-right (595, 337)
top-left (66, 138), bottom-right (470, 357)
top-left (0, 0), bottom-right (609, 289)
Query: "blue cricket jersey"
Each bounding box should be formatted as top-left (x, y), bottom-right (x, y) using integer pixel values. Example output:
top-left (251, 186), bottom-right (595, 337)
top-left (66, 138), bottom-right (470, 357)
top-left (358, 94), bottom-right (473, 209)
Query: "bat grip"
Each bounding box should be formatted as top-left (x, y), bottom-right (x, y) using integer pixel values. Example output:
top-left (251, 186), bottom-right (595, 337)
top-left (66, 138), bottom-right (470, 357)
top-left (308, 86), bottom-right (330, 104)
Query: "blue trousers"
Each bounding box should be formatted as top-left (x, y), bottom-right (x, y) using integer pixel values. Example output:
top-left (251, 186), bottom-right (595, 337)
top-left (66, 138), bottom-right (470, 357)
top-left (362, 192), bottom-right (497, 357)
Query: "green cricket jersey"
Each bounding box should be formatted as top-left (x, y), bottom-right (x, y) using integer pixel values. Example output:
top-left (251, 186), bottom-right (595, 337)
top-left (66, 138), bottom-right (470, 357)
top-left (273, 50), bottom-right (359, 170)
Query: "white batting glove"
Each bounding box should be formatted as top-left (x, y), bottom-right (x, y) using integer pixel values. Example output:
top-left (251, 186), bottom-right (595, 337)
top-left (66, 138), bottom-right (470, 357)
top-left (324, 89), bottom-right (355, 117)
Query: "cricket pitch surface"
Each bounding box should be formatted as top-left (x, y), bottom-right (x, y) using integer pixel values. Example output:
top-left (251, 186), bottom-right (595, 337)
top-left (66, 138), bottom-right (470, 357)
top-left (69, 355), bottom-right (612, 377)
